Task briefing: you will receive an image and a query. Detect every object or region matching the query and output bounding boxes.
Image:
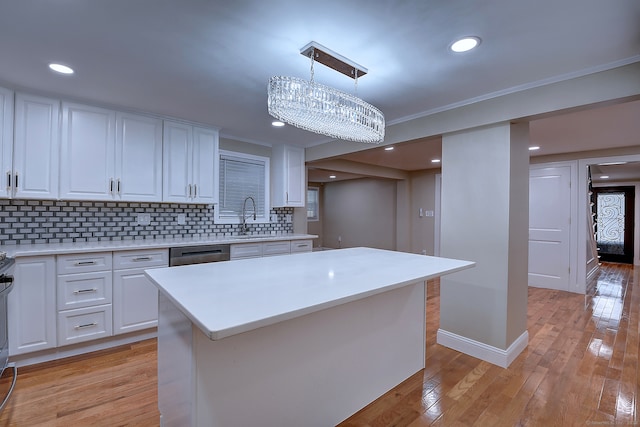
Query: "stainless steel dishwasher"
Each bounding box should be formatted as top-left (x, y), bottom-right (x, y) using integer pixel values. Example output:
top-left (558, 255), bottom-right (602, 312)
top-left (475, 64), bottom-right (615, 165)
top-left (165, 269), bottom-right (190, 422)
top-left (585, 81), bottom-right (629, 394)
top-left (169, 244), bottom-right (231, 266)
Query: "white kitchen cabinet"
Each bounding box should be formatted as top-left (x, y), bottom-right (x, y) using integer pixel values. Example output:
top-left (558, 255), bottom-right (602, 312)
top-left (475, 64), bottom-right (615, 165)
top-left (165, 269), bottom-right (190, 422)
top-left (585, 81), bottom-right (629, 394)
top-left (60, 103), bottom-right (164, 202)
top-left (163, 120), bottom-right (218, 203)
top-left (271, 144), bottom-right (305, 207)
top-left (290, 239), bottom-right (313, 253)
top-left (60, 102), bottom-right (116, 200)
top-left (112, 249), bottom-right (168, 335)
top-left (262, 240), bottom-right (291, 256)
top-left (8, 256), bottom-right (57, 356)
top-left (12, 93), bottom-right (60, 199)
top-left (0, 87), bottom-right (14, 199)
top-left (56, 252), bottom-right (113, 346)
top-left (116, 112), bottom-right (163, 201)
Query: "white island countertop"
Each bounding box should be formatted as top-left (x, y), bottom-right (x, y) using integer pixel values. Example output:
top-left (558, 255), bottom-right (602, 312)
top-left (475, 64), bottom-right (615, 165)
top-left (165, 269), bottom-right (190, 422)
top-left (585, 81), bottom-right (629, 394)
top-left (145, 247), bottom-right (475, 340)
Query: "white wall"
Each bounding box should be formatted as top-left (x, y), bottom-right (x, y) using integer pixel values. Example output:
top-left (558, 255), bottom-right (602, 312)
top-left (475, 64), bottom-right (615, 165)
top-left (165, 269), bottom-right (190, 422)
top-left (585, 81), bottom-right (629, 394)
top-left (409, 170), bottom-right (439, 255)
top-left (322, 178), bottom-right (397, 250)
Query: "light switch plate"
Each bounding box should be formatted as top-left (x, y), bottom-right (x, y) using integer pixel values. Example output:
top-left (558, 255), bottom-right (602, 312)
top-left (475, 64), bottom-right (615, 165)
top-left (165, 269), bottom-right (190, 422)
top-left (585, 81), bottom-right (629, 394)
top-left (177, 214), bottom-right (186, 225)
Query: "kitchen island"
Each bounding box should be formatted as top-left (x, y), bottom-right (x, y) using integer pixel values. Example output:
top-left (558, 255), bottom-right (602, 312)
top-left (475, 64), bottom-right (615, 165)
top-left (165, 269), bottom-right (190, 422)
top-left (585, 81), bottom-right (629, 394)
top-left (145, 247), bottom-right (474, 427)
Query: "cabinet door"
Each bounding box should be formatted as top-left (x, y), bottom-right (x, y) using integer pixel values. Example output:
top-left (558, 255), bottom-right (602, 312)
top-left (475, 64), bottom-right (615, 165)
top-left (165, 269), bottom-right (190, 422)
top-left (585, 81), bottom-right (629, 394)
top-left (192, 126), bottom-right (218, 204)
top-left (0, 87), bottom-right (14, 199)
top-left (163, 120), bottom-right (192, 202)
top-left (60, 102), bottom-right (116, 200)
top-left (284, 145), bottom-right (305, 206)
top-left (112, 268), bottom-right (159, 334)
top-left (9, 256), bottom-right (57, 355)
top-left (271, 144), bottom-right (305, 207)
top-left (13, 93), bottom-right (60, 199)
top-left (116, 112), bottom-right (163, 201)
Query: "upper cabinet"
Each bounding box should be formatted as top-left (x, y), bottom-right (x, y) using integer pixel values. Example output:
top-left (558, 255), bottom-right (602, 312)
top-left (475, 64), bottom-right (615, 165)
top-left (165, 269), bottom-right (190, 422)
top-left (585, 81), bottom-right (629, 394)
top-left (116, 112), bottom-right (163, 201)
top-left (0, 87), bottom-right (14, 199)
top-left (60, 103), bottom-right (163, 201)
top-left (271, 144), bottom-right (305, 207)
top-left (60, 102), bottom-right (117, 200)
top-left (13, 93), bottom-right (60, 199)
top-left (163, 120), bottom-right (218, 204)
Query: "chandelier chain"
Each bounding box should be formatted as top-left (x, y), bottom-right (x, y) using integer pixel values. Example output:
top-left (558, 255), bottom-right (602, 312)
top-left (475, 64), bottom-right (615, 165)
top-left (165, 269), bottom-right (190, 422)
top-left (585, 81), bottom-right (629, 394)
top-left (310, 49), bottom-right (315, 83)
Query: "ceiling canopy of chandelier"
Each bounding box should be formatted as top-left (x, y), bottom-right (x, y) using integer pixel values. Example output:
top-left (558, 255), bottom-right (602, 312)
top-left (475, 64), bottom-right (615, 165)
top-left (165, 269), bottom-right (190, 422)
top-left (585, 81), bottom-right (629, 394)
top-left (268, 41), bottom-right (385, 144)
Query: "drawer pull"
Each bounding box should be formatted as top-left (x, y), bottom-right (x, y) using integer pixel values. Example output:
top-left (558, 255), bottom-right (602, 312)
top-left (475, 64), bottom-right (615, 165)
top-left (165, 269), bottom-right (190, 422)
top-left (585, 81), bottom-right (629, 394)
top-left (73, 288), bottom-right (98, 295)
top-left (75, 261), bottom-right (97, 266)
top-left (75, 322), bottom-right (97, 330)
top-left (132, 256), bottom-right (152, 262)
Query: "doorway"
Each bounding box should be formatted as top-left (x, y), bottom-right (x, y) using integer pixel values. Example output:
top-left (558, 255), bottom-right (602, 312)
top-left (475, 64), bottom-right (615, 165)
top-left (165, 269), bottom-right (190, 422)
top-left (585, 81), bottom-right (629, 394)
top-left (594, 186), bottom-right (635, 263)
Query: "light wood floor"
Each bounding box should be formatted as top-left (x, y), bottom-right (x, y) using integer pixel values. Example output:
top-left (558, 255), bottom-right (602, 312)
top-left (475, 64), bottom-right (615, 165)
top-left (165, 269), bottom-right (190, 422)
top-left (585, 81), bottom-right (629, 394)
top-left (0, 262), bottom-right (637, 426)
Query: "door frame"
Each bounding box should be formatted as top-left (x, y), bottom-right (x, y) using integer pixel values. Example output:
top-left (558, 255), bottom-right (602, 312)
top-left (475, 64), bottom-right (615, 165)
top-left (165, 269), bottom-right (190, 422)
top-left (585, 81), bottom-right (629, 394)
top-left (593, 186), bottom-right (635, 263)
top-left (578, 154), bottom-right (640, 280)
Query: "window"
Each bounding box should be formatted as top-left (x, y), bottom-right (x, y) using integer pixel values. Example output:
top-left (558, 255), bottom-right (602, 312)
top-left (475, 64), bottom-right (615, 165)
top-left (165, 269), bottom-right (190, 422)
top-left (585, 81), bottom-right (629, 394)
top-left (307, 187), bottom-right (319, 221)
top-left (216, 150), bottom-right (270, 224)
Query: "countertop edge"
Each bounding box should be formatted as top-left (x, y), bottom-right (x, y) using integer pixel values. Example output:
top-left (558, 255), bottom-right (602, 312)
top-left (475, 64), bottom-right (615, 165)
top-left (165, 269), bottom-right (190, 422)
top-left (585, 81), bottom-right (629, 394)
top-left (3, 234), bottom-right (318, 257)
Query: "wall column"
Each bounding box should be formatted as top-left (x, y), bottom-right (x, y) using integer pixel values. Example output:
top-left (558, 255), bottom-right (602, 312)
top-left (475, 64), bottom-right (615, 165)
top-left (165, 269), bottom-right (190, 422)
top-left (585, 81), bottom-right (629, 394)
top-left (437, 122), bottom-right (529, 368)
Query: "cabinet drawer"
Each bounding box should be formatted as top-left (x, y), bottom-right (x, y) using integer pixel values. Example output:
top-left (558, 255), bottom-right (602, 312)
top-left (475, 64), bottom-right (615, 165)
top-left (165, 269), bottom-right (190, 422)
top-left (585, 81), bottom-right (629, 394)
top-left (57, 252), bottom-right (112, 274)
top-left (230, 243), bottom-right (262, 259)
top-left (57, 271), bottom-right (112, 311)
top-left (113, 249), bottom-right (168, 269)
top-left (57, 304), bottom-right (113, 346)
top-left (290, 240), bottom-right (313, 253)
top-left (262, 241), bottom-right (291, 256)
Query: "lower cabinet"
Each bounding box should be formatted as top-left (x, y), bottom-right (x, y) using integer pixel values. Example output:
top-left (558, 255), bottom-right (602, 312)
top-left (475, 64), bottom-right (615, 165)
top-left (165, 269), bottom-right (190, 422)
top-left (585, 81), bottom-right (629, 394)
top-left (230, 239), bottom-right (312, 260)
top-left (56, 252), bottom-right (113, 346)
top-left (9, 256), bottom-right (57, 356)
top-left (112, 249), bottom-right (168, 335)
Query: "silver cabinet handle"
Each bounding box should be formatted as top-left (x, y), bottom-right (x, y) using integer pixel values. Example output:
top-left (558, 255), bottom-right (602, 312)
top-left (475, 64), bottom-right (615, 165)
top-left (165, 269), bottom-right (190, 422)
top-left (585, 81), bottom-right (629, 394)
top-left (132, 256), bottom-right (152, 262)
top-left (13, 173), bottom-right (17, 190)
top-left (75, 322), bottom-right (97, 330)
top-left (188, 184), bottom-right (192, 197)
top-left (109, 178), bottom-right (114, 194)
top-left (73, 288), bottom-right (98, 294)
top-left (75, 260), bottom-right (97, 266)
top-left (6, 172), bottom-right (10, 189)
top-left (194, 184), bottom-right (197, 197)
top-left (117, 179), bottom-right (121, 194)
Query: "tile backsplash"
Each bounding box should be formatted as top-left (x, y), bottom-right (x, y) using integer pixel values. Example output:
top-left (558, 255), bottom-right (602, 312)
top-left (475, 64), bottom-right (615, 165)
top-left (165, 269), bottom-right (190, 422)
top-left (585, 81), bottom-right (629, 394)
top-left (0, 200), bottom-right (294, 245)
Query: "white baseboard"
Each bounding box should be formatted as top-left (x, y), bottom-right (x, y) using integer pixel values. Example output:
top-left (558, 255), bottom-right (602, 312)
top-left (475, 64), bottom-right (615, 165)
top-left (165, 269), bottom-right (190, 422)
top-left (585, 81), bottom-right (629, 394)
top-left (436, 329), bottom-right (528, 368)
top-left (10, 329), bottom-right (157, 367)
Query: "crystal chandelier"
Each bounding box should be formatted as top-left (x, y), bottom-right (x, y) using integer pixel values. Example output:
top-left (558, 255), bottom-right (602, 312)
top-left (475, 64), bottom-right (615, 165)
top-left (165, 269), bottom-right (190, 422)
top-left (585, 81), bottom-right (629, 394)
top-left (268, 42), bottom-right (385, 144)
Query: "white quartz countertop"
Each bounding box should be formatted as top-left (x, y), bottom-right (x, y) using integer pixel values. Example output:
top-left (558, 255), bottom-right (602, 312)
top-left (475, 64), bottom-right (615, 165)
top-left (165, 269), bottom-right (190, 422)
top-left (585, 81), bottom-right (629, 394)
top-left (145, 247), bottom-right (475, 340)
top-left (2, 234), bottom-right (317, 257)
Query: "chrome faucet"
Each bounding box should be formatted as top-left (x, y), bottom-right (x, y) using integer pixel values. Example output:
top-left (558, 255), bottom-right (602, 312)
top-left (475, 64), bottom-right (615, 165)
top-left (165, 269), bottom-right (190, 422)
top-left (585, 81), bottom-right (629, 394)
top-left (240, 196), bottom-right (256, 235)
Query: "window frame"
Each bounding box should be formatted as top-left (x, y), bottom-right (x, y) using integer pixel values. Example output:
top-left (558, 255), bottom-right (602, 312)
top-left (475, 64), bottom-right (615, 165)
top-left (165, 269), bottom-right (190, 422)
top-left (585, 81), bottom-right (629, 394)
top-left (215, 150), bottom-right (271, 225)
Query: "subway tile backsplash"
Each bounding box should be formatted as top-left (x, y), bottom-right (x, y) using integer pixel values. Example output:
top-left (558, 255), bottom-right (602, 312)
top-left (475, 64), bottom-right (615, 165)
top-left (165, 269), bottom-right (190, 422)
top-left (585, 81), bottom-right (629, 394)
top-left (0, 200), bottom-right (294, 245)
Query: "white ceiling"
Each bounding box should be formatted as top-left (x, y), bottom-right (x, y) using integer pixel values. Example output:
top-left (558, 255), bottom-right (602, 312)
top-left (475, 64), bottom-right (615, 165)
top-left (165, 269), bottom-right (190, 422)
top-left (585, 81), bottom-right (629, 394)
top-left (0, 0), bottom-right (638, 151)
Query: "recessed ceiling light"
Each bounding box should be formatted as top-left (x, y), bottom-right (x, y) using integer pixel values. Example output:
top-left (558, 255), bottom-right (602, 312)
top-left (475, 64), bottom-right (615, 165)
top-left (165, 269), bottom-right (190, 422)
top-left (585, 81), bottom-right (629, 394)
top-left (450, 37), bottom-right (481, 53)
top-left (529, 146), bottom-right (540, 151)
top-left (48, 63), bottom-right (74, 74)
top-left (431, 159), bottom-right (441, 163)
top-left (600, 175), bottom-right (610, 179)
top-left (329, 175), bottom-right (336, 179)
top-left (271, 121), bottom-right (285, 127)
top-left (384, 146), bottom-right (394, 151)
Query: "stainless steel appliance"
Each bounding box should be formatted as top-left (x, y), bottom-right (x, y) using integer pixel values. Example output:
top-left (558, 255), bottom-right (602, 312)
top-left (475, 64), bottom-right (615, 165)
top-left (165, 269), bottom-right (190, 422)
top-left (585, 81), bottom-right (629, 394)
top-left (169, 244), bottom-right (231, 266)
top-left (0, 253), bottom-right (16, 412)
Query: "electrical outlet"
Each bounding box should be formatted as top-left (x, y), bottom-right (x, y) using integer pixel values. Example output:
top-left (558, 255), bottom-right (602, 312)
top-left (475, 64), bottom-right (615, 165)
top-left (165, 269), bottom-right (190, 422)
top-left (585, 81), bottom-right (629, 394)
top-left (136, 213), bottom-right (151, 226)
top-left (285, 214), bottom-right (292, 223)
top-left (177, 214), bottom-right (186, 225)
top-left (270, 213), bottom-right (277, 223)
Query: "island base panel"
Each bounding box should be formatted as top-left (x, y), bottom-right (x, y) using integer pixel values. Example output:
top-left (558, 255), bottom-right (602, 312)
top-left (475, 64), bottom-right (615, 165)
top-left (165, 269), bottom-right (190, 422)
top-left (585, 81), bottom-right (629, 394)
top-left (158, 281), bottom-right (426, 427)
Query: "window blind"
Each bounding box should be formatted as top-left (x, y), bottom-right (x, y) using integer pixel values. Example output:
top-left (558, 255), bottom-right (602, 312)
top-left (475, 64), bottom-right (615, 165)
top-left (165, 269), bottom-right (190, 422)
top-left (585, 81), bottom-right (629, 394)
top-left (219, 154), bottom-right (266, 219)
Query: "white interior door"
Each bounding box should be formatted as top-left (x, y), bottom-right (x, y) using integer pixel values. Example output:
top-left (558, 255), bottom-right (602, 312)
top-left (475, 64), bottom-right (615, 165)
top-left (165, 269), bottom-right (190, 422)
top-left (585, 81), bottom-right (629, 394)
top-left (529, 166), bottom-right (571, 291)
